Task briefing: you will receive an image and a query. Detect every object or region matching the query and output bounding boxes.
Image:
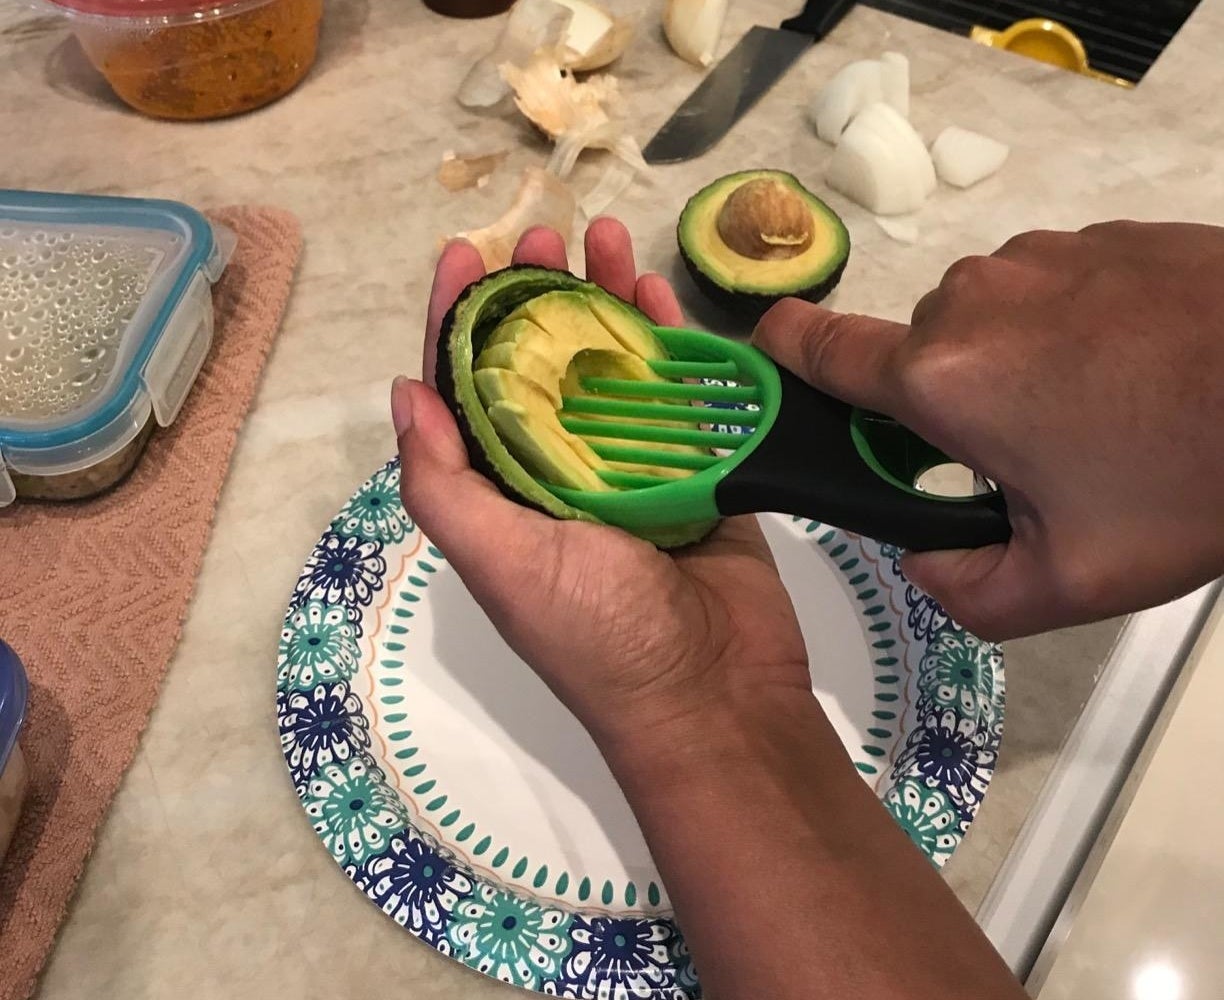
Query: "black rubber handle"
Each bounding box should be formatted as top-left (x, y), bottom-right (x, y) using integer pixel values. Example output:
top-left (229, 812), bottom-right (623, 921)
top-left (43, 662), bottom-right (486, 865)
top-left (714, 367), bottom-right (1011, 551)
top-left (780, 0), bottom-right (856, 38)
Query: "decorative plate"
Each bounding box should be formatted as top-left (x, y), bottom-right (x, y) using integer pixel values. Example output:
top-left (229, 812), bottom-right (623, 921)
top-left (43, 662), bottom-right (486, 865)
top-left (278, 458), bottom-right (1004, 998)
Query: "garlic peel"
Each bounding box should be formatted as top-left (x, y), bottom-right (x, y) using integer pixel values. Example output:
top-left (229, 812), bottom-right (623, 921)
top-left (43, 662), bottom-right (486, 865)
top-left (437, 150), bottom-right (509, 192)
top-left (458, 0), bottom-right (572, 109)
top-left (551, 0), bottom-right (634, 71)
top-left (499, 52), bottom-right (648, 186)
top-left (579, 159), bottom-right (637, 217)
top-left (457, 167), bottom-right (577, 271)
top-left (500, 53), bottom-right (617, 139)
top-left (663, 0), bottom-right (727, 69)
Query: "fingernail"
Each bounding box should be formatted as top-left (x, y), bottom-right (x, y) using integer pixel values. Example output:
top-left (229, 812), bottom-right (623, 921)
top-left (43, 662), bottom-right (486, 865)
top-left (391, 376), bottom-right (414, 437)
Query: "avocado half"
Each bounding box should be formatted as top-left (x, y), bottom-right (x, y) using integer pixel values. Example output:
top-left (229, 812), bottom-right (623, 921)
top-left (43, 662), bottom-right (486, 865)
top-left (678, 169), bottom-right (850, 317)
top-left (435, 266), bottom-right (718, 549)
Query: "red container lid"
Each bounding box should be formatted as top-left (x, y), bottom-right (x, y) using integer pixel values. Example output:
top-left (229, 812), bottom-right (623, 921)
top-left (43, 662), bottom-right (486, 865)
top-left (46, 0), bottom-right (262, 18)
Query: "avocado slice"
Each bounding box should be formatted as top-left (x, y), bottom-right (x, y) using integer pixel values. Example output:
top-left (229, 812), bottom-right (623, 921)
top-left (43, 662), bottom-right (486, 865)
top-left (480, 304), bottom-right (708, 484)
top-left (586, 297), bottom-right (669, 358)
top-left (477, 293), bottom-right (688, 477)
top-left (677, 169), bottom-right (850, 316)
top-left (475, 319), bottom-right (569, 407)
top-left (436, 266), bottom-right (719, 548)
top-left (475, 293), bottom-right (627, 408)
top-left (505, 292), bottom-right (625, 352)
top-left (562, 350), bottom-right (703, 481)
top-left (474, 368), bottom-right (609, 491)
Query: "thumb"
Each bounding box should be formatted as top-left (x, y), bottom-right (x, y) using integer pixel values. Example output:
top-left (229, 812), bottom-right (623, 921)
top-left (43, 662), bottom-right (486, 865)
top-left (751, 298), bottom-right (909, 413)
top-left (392, 377), bottom-right (556, 598)
top-left (901, 542), bottom-right (1065, 642)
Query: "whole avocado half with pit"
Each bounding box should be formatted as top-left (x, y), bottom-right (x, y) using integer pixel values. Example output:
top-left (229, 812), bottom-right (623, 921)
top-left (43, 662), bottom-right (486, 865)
top-left (678, 169), bottom-right (850, 317)
top-left (435, 266), bottom-right (719, 549)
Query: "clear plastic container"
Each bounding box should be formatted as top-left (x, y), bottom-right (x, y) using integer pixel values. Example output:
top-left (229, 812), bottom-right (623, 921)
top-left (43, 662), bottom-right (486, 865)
top-left (37, 0), bottom-right (324, 120)
top-left (0, 641), bottom-right (29, 865)
top-left (0, 189), bottom-right (235, 505)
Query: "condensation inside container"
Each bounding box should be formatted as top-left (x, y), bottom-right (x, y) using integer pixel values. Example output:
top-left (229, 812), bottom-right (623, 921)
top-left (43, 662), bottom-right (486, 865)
top-left (0, 223), bottom-right (179, 421)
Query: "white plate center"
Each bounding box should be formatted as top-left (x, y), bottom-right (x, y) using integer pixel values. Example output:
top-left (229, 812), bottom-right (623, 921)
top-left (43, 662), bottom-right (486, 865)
top-left (371, 515), bottom-right (879, 915)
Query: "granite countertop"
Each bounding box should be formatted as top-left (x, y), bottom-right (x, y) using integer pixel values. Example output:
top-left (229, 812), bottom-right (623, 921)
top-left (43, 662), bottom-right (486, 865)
top-left (2, 0), bottom-right (1220, 995)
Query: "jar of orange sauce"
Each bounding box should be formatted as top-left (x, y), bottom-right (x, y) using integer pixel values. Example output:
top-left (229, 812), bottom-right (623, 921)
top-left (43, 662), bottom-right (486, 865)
top-left (40, 0), bottom-right (324, 121)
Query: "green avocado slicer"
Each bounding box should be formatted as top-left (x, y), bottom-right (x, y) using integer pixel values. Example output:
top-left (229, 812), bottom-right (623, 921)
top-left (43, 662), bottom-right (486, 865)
top-left (546, 327), bottom-right (1010, 551)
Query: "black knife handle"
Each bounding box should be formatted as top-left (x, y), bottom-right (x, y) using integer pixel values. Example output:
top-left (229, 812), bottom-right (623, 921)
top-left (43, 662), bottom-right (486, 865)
top-left (780, 0), bottom-right (856, 39)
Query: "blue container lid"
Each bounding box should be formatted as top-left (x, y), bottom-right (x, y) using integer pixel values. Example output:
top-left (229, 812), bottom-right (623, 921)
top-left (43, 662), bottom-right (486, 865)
top-left (0, 640), bottom-right (29, 772)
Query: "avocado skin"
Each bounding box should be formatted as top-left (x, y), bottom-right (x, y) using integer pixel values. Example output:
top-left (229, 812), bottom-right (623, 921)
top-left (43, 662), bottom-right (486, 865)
top-left (678, 241), bottom-right (849, 320)
top-left (435, 266), bottom-right (579, 521)
top-left (434, 265), bottom-right (716, 549)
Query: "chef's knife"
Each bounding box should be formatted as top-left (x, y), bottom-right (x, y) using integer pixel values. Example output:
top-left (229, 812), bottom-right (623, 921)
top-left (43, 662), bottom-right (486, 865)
top-left (643, 0), bottom-right (857, 164)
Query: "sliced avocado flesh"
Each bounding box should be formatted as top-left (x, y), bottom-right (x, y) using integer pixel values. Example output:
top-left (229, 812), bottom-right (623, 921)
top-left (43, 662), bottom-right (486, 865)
top-left (437, 265), bottom-right (718, 548)
top-left (506, 292), bottom-right (625, 352)
top-left (479, 288), bottom-right (708, 487)
top-left (482, 316), bottom-right (549, 350)
top-left (477, 295), bottom-right (638, 410)
top-left (474, 367), bottom-right (610, 491)
top-left (586, 298), bottom-right (668, 358)
top-left (476, 323), bottom-right (568, 407)
top-left (475, 299), bottom-right (707, 485)
top-left (487, 405), bottom-right (609, 493)
top-left (677, 169), bottom-right (850, 314)
top-left (473, 341), bottom-right (520, 373)
top-left (562, 351), bottom-right (704, 481)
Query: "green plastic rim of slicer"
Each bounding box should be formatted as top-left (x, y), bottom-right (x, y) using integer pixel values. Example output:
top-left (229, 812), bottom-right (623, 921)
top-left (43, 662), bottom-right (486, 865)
top-left (545, 327), bottom-right (991, 531)
top-left (546, 327), bottom-right (778, 529)
top-left (849, 410), bottom-right (993, 502)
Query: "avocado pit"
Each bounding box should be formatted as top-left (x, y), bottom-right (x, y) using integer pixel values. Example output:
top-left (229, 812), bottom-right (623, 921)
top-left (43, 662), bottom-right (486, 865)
top-left (716, 178), bottom-right (816, 261)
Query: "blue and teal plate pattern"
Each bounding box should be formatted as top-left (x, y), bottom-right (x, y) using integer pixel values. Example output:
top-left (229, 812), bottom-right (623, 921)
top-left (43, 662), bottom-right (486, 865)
top-left (278, 458), bottom-right (1004, 999)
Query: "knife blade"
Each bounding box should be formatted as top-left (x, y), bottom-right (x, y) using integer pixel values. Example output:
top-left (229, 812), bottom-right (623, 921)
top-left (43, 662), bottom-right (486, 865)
top-left (643, 0), bottom-right (857, 165)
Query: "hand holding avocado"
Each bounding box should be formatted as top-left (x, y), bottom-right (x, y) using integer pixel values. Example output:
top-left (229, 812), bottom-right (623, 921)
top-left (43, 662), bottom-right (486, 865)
top-left (753, 221), bottom-right (1224, 640)
top-left (394, 220), bottom-right (811, 747)
top-left (435, 266), bottom-right (720, 548)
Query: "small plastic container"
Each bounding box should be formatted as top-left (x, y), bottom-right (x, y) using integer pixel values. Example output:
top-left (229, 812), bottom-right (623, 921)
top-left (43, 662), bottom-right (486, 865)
top-left (423, 0), bottom-right (514, 18)
top-left (0, 189), bottom-right (235, 506)
top-left (37, 0), bottom-right (324, 120)
top-left (0, 641), bottom-right (29, 865)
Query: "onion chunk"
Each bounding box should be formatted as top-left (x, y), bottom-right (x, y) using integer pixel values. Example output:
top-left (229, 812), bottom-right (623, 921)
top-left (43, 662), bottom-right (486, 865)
top-left (931, 126), bottom-right (1010, 189)
top-left (826, 102), bottom-right (935, 215)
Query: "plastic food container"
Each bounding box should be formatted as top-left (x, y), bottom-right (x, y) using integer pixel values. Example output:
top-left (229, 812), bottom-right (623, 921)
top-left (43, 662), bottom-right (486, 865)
top-left (37, 0), bottom-right (324, 120)
top-left (0, 189), bottom-right (234, 505)
top-left (423, 0), bottom-right (514, 18)
top-left (0, 641), bottom-right (29, 865)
